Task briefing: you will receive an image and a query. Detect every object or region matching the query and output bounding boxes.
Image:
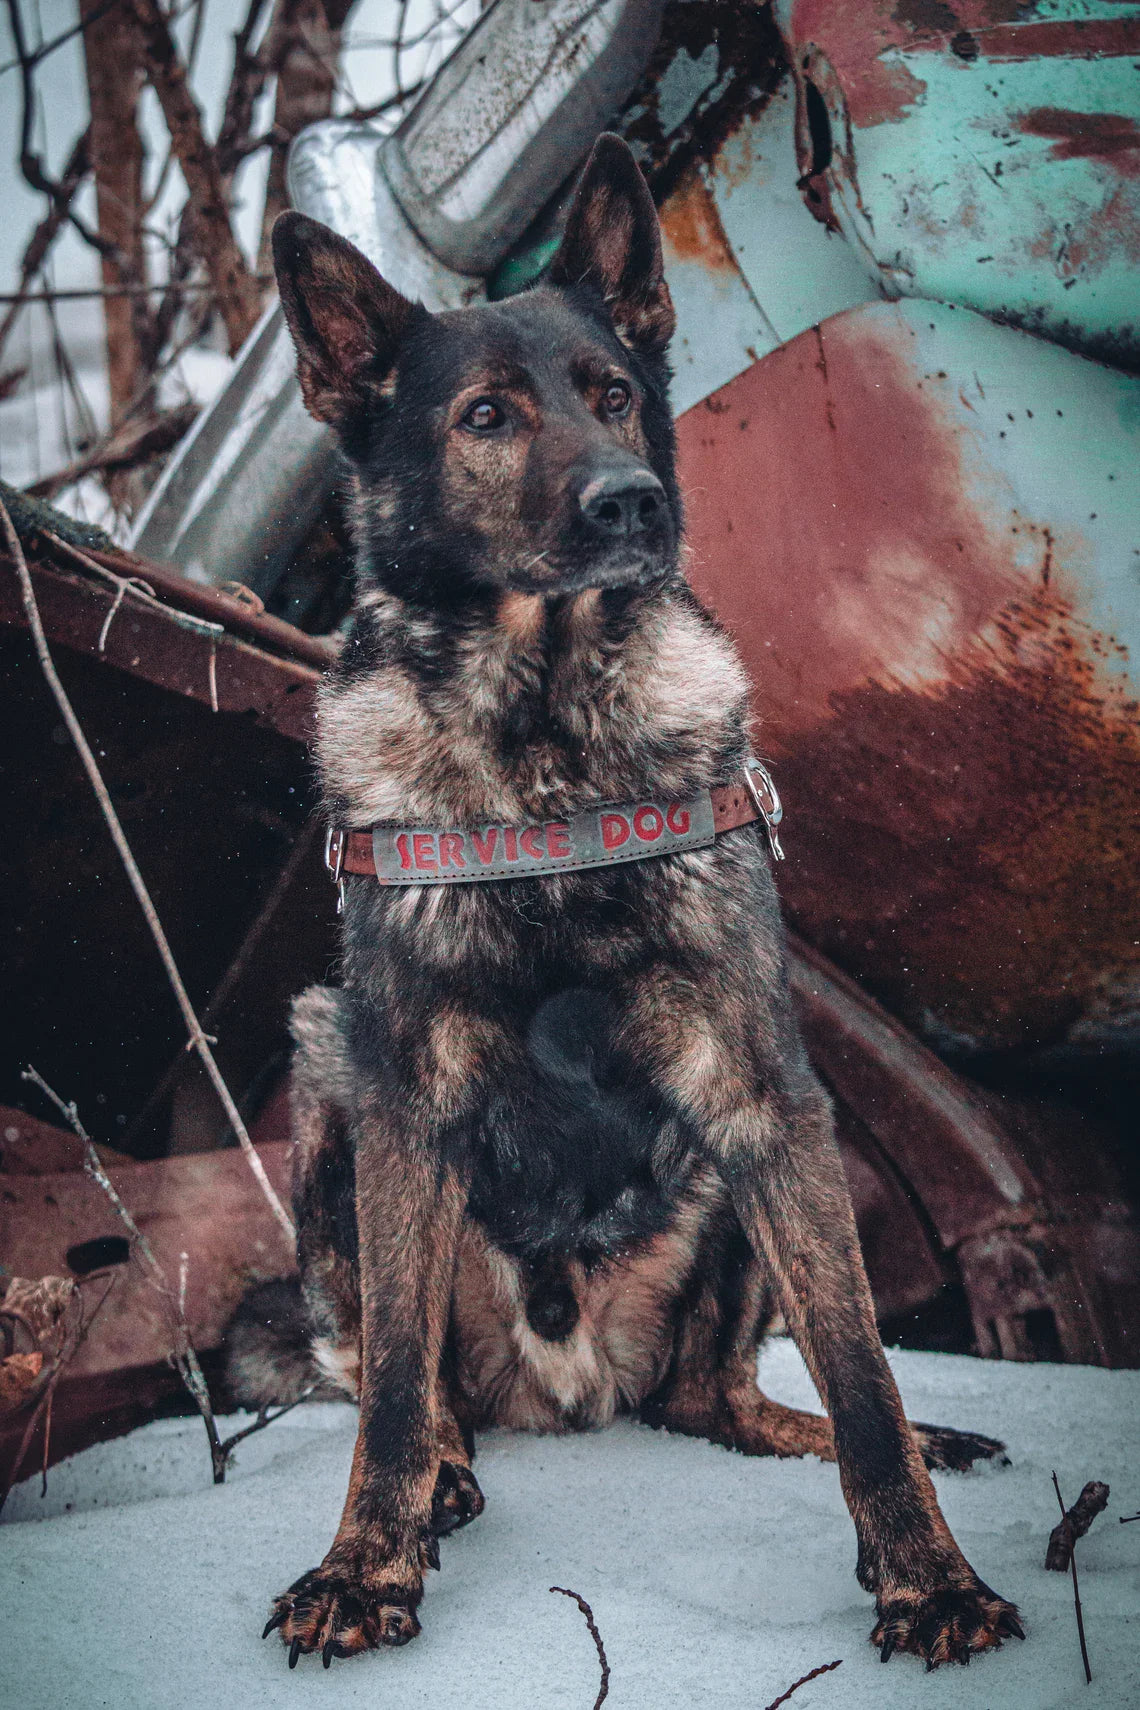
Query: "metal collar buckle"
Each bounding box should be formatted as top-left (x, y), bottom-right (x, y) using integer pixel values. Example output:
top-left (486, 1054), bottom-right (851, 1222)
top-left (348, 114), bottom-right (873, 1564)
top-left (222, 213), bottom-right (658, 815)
top-left (324, 826), bottom-right (347, 913)
top-left (743, 760), bottom-right (785, 862)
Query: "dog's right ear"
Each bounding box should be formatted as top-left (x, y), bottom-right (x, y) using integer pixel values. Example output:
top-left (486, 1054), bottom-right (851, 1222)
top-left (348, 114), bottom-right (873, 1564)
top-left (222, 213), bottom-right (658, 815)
top-left (272, 211), bottom-right (417, 428)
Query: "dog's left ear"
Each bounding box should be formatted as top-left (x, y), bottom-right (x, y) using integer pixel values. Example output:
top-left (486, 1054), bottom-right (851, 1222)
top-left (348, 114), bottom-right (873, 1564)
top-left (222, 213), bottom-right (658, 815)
top-left (548, 134), bottom-right (675, 355)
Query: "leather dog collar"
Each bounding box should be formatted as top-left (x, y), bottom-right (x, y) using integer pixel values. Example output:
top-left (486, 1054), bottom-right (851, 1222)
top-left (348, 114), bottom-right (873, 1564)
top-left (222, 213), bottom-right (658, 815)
top-left (325, 762), bottom-right (784, 893)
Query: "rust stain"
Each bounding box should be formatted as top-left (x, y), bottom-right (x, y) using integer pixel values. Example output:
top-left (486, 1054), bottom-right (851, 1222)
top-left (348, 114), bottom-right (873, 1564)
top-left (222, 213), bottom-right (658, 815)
top-left (675, 309), bottom-right (1140, 1053)
top-left (1016, 108), bottom-right (1140, 175)
top-left (774, 590), bottom-right (1140, 1054)
top-left (787, 4), bottom-right (1139, 132)
top-left (659, 167), bottom-right (737, 270)
top-left (678, 308), bottom-right (1023, 728)
top-left (1064, 184), bottom-right (1140, 274)
top-left (945, 18), bottom-right (1140, 64)
top-left (791, 0), bottom-right (929, 126)
top-left (622, 1), bottom-right (787, 200)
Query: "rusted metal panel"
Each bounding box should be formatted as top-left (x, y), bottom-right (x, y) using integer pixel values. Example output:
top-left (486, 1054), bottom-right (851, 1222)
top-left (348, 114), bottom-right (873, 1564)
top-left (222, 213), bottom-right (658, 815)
top-left (677, 297), bottom-right (1140, 1059)
top-left (0, 536), bottom-right (325, 744)
top-left (776, 0), bottom-right (1140, 368)
top-left (690, 81), bottom-right (883, 349)
top-left (0, 1142), bottom-right (294, 1384)
top-left (1, 534), bottom-right (332, 1151)
top-left (791, 937), bottom-right (1140, 1365)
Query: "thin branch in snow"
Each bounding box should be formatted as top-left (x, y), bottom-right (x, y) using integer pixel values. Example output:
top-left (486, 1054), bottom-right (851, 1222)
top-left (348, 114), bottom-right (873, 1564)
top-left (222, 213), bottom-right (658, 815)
top-left (1121, 1512), bottom-right (1140, 1524)
top-left (18, 1066), bottom-right (306, 1486)
top-left (1046, 1480), bottom-right (1110, 1572)
top-left (549, 1587), bottom-right (610, 1709)
top-left (762, 1658), bottom-right (843, 1710)
top-left (0, 498), bottom-right (295, 1245)
top-left (1052, 1470), bottom-right (1093, 1684)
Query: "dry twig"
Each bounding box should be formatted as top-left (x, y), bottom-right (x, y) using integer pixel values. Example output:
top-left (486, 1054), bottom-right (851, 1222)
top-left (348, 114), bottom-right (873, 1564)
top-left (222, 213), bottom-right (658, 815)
top-left (20, 1067), bottom-right (310, 1483)
top-left (1047, 1481), bottom-right (1110, 1573)
top-left (28, 402), bottom-right (199, 499)
top-left (0, 496), bottom-right (294, 1243)
top-left (0, 130), bottom-right (91, 366)
top-left (1, 1269), bottom-right (116, 1512)
top-left (762, 1658), bottom-right (843, 1710)
top-left (550, 1587), bottom-right (610, 1710)
top-left (1052, 1470), bottom-right (1093, 1684)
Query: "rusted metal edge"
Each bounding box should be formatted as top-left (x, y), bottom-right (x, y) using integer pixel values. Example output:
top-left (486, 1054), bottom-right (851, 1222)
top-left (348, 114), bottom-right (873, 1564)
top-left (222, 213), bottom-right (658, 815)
top-left (788, 933), bottom-right (1040, 1251)
top-left (1, 544), bottom-right (321, 744)
top-left (56, 538), bottom-right (338, 670)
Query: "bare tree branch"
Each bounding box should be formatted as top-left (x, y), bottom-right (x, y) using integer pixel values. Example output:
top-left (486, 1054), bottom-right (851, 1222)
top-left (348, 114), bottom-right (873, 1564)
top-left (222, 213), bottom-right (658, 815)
top-left (0, 129), bottom-right (90, 367)
top-left (128, 0), bottom-right (262, 355)
top-left (5, 0), bottom-right (127, 266)
top-left (0, 0), bottom-right (124, 78)
top-left (27, 401), bottom-right (199, 499)
top-left (81, 0), bottom-right (153, 420)
top-left (216, 0), bottom-right (275, 177)
top-left (255, 0), bottom-right (358, 274)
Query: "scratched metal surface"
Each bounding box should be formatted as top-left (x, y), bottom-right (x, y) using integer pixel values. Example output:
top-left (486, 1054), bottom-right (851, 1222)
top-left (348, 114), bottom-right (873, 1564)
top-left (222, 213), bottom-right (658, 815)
top-left (775, 0), bottom-right (1140, 369)
top-left (677, 297), bottom-right (1140, 1059)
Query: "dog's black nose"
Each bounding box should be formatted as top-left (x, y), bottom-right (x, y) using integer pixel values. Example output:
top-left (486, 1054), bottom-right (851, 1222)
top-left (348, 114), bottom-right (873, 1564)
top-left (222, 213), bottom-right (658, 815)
top-left (579, 470), bottom-right (664, 538)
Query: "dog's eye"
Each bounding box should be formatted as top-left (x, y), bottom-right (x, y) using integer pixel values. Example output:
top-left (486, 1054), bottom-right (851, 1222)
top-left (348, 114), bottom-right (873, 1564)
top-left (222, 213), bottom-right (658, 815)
top-left (602, 382), bottom-right (631, 417)
top-left (462, 399), bottom-right (504, 433)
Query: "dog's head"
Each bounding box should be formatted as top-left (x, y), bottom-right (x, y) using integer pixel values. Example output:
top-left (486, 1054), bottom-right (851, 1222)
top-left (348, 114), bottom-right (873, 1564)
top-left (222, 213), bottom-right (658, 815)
top-left (273, 135), bottom-right (679, 603)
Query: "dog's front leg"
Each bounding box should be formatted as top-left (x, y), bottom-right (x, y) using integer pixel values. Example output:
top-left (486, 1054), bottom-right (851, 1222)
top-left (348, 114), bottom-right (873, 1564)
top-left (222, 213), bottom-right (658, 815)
top-left (268, 1087), bottom-right (469, 1667)
top-left (628, 983), bottom-right (1021, 1668)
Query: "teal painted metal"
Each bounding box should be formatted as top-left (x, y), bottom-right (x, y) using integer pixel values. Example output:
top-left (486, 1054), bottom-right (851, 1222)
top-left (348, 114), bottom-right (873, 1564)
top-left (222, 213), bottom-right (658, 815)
top-left (776, 0), bottom-right (1140, 369)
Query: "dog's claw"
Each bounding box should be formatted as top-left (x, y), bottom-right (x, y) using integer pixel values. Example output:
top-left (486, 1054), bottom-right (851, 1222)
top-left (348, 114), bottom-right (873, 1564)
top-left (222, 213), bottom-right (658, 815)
top-left (872, 1581), bottom-right (1020, 1668)
top-left (322, 1641), bottom-right (338, 1670)
top-left (288, 1638), bottom-right (302, 1670)
top-left (1001, 1612), bottom-right (1026, 1641)
top-left (262, 1611), bottom-right (285, 1640)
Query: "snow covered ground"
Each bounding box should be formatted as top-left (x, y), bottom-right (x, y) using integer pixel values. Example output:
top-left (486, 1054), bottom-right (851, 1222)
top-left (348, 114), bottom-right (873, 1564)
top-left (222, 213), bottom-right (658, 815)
top-left (4, 1341), bottom-right (1138, 1710)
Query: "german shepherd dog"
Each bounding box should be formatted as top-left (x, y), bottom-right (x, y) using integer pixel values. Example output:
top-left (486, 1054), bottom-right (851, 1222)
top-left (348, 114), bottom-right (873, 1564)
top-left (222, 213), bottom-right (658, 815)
top-left (233, 135), bottom-right (1022, 1672)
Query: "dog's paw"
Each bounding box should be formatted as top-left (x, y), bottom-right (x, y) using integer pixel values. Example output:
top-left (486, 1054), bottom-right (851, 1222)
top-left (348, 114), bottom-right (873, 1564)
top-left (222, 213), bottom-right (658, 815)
top-left (431, 1460), bottom-right (485, 1537)
top-left (912, 1421), bottom-right (1008, 1472)
top-left (263, 1565), bottom-right (422, 1667)
top-left (872, 1579), bottom-right (1024, 1669)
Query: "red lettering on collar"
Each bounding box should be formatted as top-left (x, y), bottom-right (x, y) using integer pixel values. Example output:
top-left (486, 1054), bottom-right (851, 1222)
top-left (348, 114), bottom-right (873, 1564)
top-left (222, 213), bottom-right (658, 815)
top-left (520, 827), bottom-right (544, 859)
top-left (472, 827), bottom-right (499, 864)
top-left (439, 832), bottom-right (466, 867)
top-left (504, 827), bottom-right (519, 861)
top-left (633, 804), bottom-right (664, 842)
top-left (546, 822), bottom-right (571, 859)
top-left (396, 832), bottom-right (412, 870)
top-left (412, 832), bottom-right (437, 870)
top-left (601, 812), bottom-right (630, 850)
top-left (666, 802), bottom-right (691, 836)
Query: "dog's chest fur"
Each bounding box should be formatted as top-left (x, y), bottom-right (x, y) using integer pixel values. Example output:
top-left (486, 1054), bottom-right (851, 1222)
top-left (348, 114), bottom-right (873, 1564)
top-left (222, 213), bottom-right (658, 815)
top-left (318, 582), bottom-right (749, 828)
top-left (320, 580), bottom-right (758, 1262)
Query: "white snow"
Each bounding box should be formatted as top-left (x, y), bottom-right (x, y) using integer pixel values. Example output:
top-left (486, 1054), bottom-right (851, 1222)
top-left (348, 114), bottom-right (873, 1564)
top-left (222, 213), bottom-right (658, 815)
top-left (3, 1342), bottom-right (1138, 1710)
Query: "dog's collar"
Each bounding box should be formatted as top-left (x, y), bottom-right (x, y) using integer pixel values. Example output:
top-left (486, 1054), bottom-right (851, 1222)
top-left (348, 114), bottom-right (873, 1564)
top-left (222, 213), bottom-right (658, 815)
top-left (324, 762), bottom-right (784, 898)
